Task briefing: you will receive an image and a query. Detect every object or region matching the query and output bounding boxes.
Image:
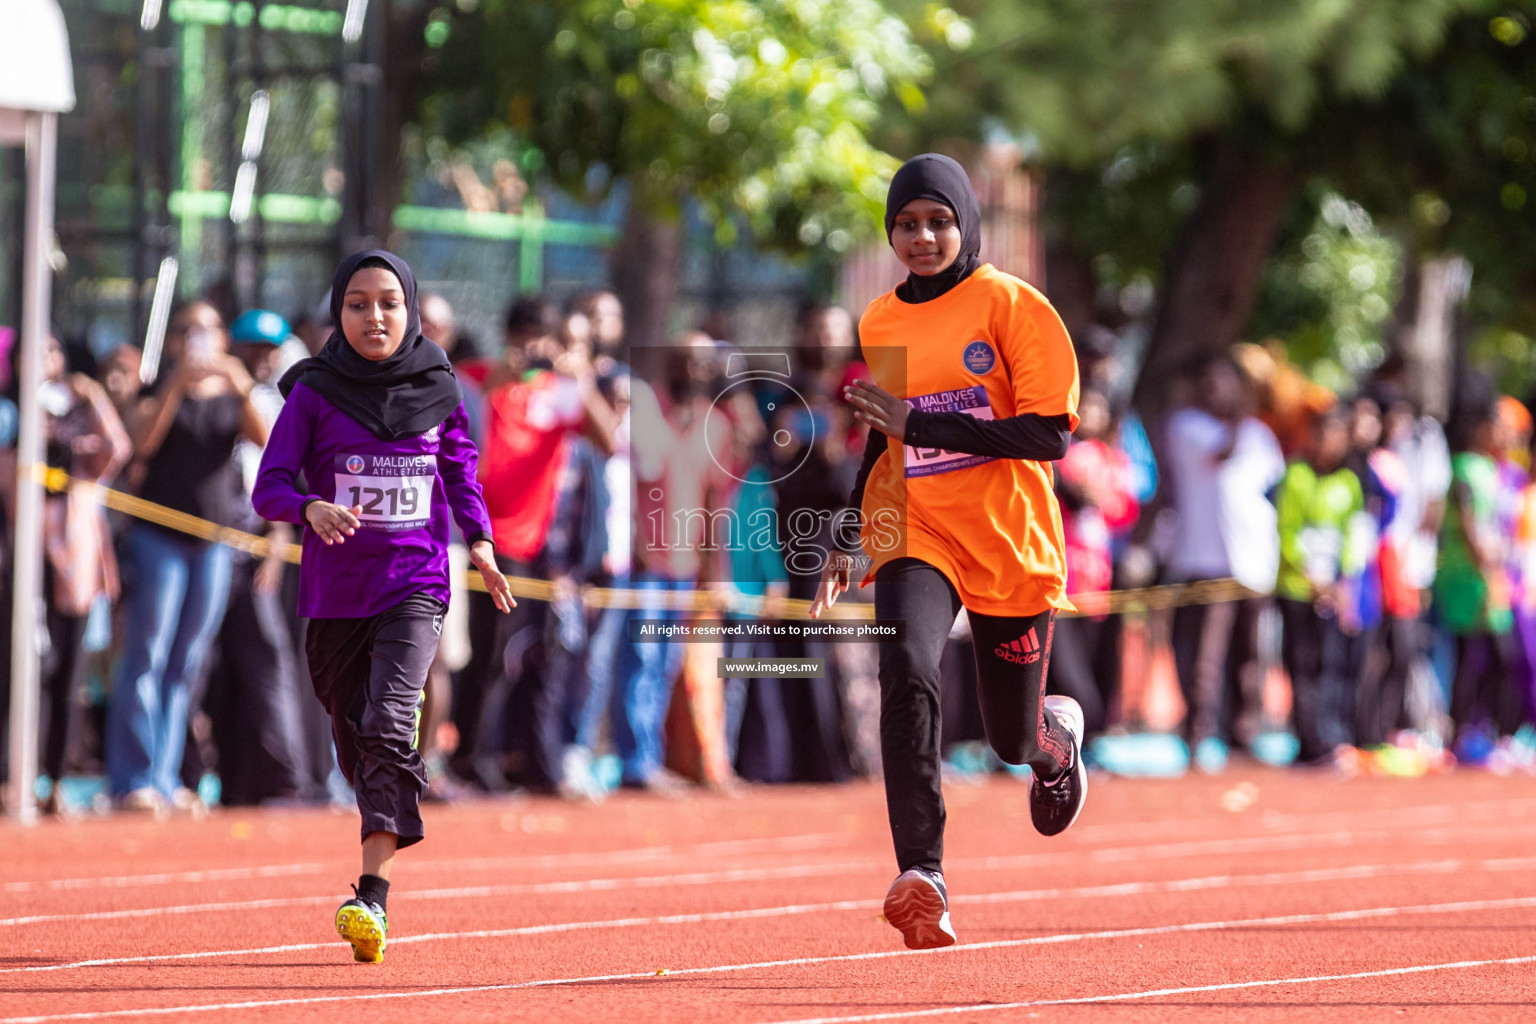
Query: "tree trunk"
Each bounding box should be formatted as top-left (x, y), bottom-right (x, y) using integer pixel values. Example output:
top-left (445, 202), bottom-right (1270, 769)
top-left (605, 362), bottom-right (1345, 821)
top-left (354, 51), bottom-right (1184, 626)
top-left (1044, 236), bottom-right (1098, 344)
top-left (1412, 255), bottom-right (1472, 421)
top-left (1133, 142), bottom-right (1293, 421)
top-left (611, 201), bottom-right (683, 352)
top-left (375, 10), bottom-right (417, 246)
top-left (372, 7), bottom-right (434, 248)
top-left (337, 7), bottom-right (426, 253)
top-left (1384, 236), bottom-right (1422, 358)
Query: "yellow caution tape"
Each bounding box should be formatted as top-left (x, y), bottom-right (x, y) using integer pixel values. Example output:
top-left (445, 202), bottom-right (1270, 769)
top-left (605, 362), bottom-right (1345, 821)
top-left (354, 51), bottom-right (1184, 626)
top-left (27, 464), bottom-right (1256, 619)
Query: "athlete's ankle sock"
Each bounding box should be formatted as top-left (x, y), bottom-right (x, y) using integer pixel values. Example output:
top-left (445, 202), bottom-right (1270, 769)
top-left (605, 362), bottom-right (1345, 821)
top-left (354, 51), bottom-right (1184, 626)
top-left (357, 874), bottom-right (389, 912)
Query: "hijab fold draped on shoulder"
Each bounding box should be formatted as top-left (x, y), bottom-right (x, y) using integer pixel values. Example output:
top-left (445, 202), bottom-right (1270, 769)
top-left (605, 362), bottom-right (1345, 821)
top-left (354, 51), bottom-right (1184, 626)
top-left (278, 249), bottom-right (461, 440)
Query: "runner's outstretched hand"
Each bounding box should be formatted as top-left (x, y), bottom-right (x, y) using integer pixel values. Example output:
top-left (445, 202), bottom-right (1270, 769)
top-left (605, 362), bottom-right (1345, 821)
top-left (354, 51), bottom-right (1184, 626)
top-left (305, 501), bottom-right (361, 545)
top-left (810, 551), bottom-right (860, 619)
top-left (843, 380), bottom-right (908, 439)
top-left (471, 539), bottom-right (517, 613)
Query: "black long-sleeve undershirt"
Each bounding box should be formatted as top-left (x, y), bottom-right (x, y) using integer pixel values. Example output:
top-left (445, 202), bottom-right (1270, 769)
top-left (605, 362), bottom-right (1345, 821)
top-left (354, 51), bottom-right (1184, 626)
top-left (844, 410), bottom-right (1074, 514)
top-left (905, 408), bottom-right (1073, 463)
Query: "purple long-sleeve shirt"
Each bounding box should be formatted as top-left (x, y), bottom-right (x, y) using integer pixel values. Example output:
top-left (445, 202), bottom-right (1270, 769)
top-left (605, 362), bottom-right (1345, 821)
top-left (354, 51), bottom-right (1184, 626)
top-left (253, 381), bottom-right (494, 619)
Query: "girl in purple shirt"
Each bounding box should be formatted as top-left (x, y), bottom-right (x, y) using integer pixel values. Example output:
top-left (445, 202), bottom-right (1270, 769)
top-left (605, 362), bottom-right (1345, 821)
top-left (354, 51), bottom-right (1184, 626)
top-left (254, 249), bottom-right (514, 963)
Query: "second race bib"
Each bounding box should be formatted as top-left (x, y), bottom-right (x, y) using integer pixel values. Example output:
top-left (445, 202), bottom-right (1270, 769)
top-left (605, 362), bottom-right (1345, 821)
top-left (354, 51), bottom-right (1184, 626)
top-left (903, 385), bottom-right (997, 478)
top-left (334, 452), bottom-right (436, 531)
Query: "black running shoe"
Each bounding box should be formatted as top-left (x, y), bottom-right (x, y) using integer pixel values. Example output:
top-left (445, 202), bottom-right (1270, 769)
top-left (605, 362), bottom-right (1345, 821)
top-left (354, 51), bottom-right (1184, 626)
top-left (1030, 695), bottom-right (1087, 837)
top-left (882, 868), bottom-right (957, 949)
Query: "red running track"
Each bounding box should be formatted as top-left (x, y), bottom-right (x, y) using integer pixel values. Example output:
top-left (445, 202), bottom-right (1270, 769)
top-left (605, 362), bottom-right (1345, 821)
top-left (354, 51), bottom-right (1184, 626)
top-left (3, 768), bottom-right (1535, 1023)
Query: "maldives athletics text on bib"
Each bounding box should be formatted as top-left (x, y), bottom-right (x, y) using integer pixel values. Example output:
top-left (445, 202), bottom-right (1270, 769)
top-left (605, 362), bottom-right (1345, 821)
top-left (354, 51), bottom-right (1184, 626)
top-left (334, 452), bottom-right (436, 531)
top-left (903, 385), bottom-right (998, 478)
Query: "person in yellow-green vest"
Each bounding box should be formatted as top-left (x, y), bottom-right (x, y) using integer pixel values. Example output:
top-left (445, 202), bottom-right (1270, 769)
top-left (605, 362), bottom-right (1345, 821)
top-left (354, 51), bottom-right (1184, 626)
top-left (1276, 408), bottom-right (1368, 768)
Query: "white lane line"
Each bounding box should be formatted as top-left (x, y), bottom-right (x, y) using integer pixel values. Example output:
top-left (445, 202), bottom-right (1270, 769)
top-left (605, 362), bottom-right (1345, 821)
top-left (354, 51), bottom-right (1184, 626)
top-left (10, 817), bottom-right (1536, 929)
top-left (15, 791), bottom-right (1531, 896)
top-left (959, 854), bottom-right (1536, 903)
top-left (9, 855), bottom-right (1536, 975)
top-left (4, 895), bottom-right (1534, 1022)
top-left (952, 820), bottom-right (1536, 871)
top-left (1, 832), bottom-right (851, 895)
top-left (0, 864), bottom-right (331, 896)
top-left (13, 793), bottom-right (1529, 896)
top-left (0, 859), bottom-right (874, 927)
top-left (1066, 795), bottom-right (1536, 842)
top-left (750, 954), bottom-right (1536, 1024)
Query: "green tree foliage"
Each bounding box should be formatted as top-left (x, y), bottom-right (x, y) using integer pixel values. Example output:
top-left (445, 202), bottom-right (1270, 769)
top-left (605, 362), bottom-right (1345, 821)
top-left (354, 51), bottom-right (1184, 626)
top-left (890, 0), bottom-right (1494, 402)
top-left (906, 0), bottom-right (1479, 166)
top-left (1249, 192), bottom-right (1402, 391)
top-left (424, 0), bottom-right (962, 252)
top-left (1315, 4), bottom-right (1536, 315)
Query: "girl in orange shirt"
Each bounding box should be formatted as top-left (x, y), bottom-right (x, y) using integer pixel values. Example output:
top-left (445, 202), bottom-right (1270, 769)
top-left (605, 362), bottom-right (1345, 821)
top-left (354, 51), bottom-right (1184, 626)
top-left (812, 154), bottom-right (1086, 950)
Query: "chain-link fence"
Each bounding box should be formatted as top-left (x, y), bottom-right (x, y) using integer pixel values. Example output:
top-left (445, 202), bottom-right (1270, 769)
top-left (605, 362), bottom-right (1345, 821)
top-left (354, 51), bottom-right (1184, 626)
top-left (15, 2), bottom-right (838, 363)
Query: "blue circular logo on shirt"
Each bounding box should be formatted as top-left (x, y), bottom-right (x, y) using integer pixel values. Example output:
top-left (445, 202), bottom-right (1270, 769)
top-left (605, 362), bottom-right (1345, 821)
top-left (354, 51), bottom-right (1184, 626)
top-left (963, 340), bottom-right (996, 374)
top-left (345, 455), bottom-right (365, 474)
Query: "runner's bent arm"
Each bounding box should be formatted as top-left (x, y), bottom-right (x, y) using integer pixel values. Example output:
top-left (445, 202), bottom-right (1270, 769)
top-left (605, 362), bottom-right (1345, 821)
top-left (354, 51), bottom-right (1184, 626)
top-left (252, 385), bottom-right (324, 526)
top-left (437, 402), bottom-right (514, 611)
top-left (930, 285), bottom-right (1080, 461)
top-left (830, 427), bottom-right (888, 556)
top-left (846, 426), bottom-right (886, 514)
top-left (435, 402), bottom-right (496, 549)
top-left (855, 287), bottom-right (1078, 463)
top-left (902, 410), bottom-right (1072, 461)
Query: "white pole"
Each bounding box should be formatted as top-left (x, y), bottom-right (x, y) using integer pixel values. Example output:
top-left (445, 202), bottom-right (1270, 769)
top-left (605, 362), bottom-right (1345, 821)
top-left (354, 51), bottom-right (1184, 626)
top-left (342, 0), bottom-right (369, 44)
top-left (139, 256), bottom-right (178, 385)
top-left (8, 112), bottom-right (58, 824)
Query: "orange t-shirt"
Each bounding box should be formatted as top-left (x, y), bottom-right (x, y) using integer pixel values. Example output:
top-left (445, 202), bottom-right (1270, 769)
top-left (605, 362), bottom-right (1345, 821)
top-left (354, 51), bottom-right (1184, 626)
top-left (856, 264), bottom-right (1080, 616)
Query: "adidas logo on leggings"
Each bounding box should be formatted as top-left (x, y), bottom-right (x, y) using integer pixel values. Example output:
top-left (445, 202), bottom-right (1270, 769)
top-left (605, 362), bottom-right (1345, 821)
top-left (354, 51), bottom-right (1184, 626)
top-left (996, 627), bottom-right (1043, 665)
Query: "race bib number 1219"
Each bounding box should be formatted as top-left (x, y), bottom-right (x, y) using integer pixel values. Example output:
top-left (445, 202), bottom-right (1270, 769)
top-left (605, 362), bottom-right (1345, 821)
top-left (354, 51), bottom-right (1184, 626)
top-left (334, 453), bottom-right (436, 530)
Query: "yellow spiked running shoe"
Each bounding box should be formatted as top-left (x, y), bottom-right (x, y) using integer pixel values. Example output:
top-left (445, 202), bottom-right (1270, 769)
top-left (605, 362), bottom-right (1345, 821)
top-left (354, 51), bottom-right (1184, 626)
top-left (335, 893), bottom-right (388, 963)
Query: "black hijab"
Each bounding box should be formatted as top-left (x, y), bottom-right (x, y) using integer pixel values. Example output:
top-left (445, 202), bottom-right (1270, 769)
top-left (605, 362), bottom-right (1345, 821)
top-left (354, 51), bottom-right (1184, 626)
top-left (884, 153), bottom-right (982, 304)
top-left (279, 249), bottom-right (461, 440)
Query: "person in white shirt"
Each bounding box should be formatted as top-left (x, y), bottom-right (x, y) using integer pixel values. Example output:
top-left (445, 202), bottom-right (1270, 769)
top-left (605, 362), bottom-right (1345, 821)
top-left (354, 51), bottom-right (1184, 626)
top-left (1163, 354), bottom-right (1285, 770)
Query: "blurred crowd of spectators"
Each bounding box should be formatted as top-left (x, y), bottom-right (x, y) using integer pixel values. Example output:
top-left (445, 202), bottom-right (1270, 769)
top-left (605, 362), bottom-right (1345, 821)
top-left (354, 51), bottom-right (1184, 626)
top-left (1, 284), bottom-right (1532, 819)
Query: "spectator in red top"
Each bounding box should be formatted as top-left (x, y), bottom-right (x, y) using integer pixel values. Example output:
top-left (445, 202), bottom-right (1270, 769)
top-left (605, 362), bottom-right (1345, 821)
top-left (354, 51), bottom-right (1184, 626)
top-left (450, 297), bottom-right (616, 791)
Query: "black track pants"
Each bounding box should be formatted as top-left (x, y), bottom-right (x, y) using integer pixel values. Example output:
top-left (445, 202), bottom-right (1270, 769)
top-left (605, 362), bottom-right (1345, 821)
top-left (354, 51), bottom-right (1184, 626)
top-left (874, 558), bottom-right (1071, 874)
top-left (306, 593), bottom-right (445, 849)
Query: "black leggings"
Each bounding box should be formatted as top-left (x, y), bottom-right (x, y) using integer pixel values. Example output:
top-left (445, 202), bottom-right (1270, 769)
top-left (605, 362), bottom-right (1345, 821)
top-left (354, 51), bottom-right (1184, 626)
top-left (1357, 615), bottom-right (1418, 747)
top-left (42, 604), bottom-right (87, 783)
top-left (1278, 599), bottom-right (1352, 764)
top-left (875, 558), bottom-right (1071, 875)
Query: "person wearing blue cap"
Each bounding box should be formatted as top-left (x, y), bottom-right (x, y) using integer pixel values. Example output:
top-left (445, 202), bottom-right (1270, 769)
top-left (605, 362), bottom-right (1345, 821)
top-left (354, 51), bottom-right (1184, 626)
top-left (231, 308), bottom-right (306, 383)
top-left (189, 309), bottom-right (312, 805)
